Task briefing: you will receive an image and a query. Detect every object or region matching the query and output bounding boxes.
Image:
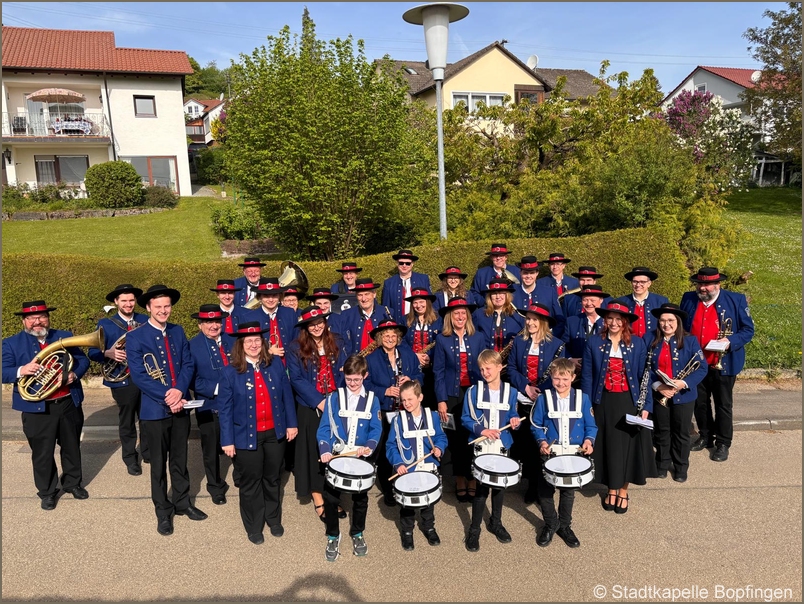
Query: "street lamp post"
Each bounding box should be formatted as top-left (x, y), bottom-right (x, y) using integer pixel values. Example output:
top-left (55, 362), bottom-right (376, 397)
top-left (403, 3), bottom-right (469, 241)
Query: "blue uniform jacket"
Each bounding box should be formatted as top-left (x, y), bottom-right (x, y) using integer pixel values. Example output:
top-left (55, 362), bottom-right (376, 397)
top-left (126, 322), bottom-right (194, 420)
top-left (581, 334), bottom-right (653, 413)
top-left (530, 388), bottom-right (597, 446)
top-left (680, 289), bottom-right (754, 376)
top-left (507, 335), bottom-right (566, 394)
top-left (381, 273), bottom-right (432, 324)
top-left (511, 283), bottom-right (566, 339)
top-left (617, 292), bottom-right (670, 336)
top-left (317, 388), bottom-right (383, 455)
top-left (469, 265), bottom-right (522, 307)
top-left (403, 316), bottom-right (443, 361)
top-left (432, 331), bottom-right (487, 402)
top-left (472, 308), bottom-right (524, 352)
top-left (642, 332), bottom-right (709, 405)
top-left (220, 305), bottom-right (250, 348)
top-left (88, 312), bottom-right (148, 389)
top-left (286, 337), bottom-right (348, 410)
top-left (386, 409), bottom-right (448, 470)
top-left (537, 274), bottom-right (581, 306)
top-left (323, 311), bottom-right (345, 337)
top-left (365, 344), bottom-right (424, 411)
top-left (563, 292), bottom-right (610, 319)
top-left (189, 332), bottom-right (233, 412)
top-left (217, 358), bottom-right (297, 450)
top-left (340, 304), bottom-right (390, 357)
top-left (3, 329), bottom-right (90, 412)
top-left (245, 305), bottom-right (298, 350)
top-left (329, 281), bottom-right (359, 314)
top-left (461, 381), bottom-right (520, 450)
top-left (563, 314), bottom-right (604, 359)
top-left (233, 276), bottom-right (259, 308)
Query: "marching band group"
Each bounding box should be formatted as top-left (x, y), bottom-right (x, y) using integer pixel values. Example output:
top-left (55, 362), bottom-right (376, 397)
top-left (2, 244), bottom-right (754, 560)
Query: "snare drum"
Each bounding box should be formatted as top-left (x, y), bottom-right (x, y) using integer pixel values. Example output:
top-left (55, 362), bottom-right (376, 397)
top-left (471, 454), bottom-right (522, 488)
top-left (542, 455), bottom-right (594, 489)
top-left (393, 471), bottom-right (442, 508)
top-left (326, 457), bottom-right (376, 493)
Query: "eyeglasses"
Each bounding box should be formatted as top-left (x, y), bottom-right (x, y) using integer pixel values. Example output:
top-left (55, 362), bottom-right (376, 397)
top-left (398, 261), bottom-right (412, 266)
top-left (344, 377), bottom-right (364, 384)
top-left (631, 280), bottom-right (650, 285)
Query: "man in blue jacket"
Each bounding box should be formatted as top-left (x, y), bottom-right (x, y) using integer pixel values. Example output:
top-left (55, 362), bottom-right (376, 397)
top-left (616, 267), bottom-right (669, 339)
top-left (381, 250), bottom-right (431, 324)
top-left (469, 243), bottom-right (521, 306)
top-left (681, 267), bottom-right (754, 462)
top-left (233, 257), bottom-right (266, 308)
top-left (2, 300), bottom-right (91, 510)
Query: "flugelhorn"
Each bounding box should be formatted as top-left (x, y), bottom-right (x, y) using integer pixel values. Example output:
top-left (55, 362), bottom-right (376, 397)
top-left (658, 358), bottom-right (701, 407)
top-left (101, 323), bottom-right (143, 383)
top-left (713, 312), bottom-right (733, 370)
top-left (18, 328), bottom-right (105, 402)
top-left (143, 352), bottom-right (167, 386)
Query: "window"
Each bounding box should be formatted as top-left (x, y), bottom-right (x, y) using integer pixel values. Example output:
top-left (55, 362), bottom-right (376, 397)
top-left (134, 96), bottom-right (157, 117)
top-left (696, 83), bottom-right (707, 93)
top-left (452, 92), bottom-right (507, 111)
top-left (514, 85), bottom-right (544, 105)
top-left (121, 156), bottom-right (178, 193)
top-left (186, 125), bottom-right (205, 135)
top-left (34, 155), bottom-right (89, 185)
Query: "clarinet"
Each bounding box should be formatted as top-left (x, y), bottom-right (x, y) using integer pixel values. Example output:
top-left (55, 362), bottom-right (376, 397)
top-left (393, 350), bottom-right (404, 411)
top-left (635, 345), bottom-right (655, 414)
top-left (532, 342), bottom-right (566, 391)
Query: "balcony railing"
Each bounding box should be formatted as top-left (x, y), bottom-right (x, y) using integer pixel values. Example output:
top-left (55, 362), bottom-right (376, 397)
top-left (2, 112), bottom-right (111, 138)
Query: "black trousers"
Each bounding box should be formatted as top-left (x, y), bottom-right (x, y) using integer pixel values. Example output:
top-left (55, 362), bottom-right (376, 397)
top-left (323, 482), bottom-right (369, 538)
top-left (375, 412), bottom-right (394, 499)
top-left (232, 429), bottom-right (285, 536)
top-left (535, 457), bottom-right (576, 529)
top-left (21, 396), bottom-right (83, 498)
top-left (194, 409), bottom-right (227, 497)
top-left (111, 383), bottom-right (147, 467)
top-left (694, 369), bottom-right (736, 447)
top-left (511, 401), bottom-right (539, 489)
top-left (469, 484), bottom-right (505, 530)
top-left (654, 400), bottom-right (695, 474)
top-left (141, 414), bottom-right (191, 519)
top-left (399, 503), bottom-right (435, 532)
top-left (445, 389), bottom-right (471, 478)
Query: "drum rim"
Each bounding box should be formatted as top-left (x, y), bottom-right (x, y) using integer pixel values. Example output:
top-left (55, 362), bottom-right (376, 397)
top-left (543, 455), bottom-right (593, 477)
top-left (394, 472), bottom-right (442, 496)
top-left (472, 453), bottom-right (521, 476)
top-left (326, 458), bottom-right (376, 480)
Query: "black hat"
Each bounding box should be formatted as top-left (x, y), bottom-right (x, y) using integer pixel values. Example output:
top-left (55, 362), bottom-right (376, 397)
top-left (437, 296), bottom-right (478, 317)
top-left (138, 284), bottom-right (180, 308)
top-left (598, 301), bottom-right (639, 323)
top-left (392, 249), bottom-right (419, 262)
top-left (15, 300), bottom-right (57, 316)
top-left (571, 266), bottom-right (604, 280)
top-left (438, 266), bottom-right (468, 280)
top-left (624, 267), bottom-right (658, 282)
top-left (481, 277), bottom-right (516, 295)
top-left (575, 284), bottom-right (611, 299)
top-left (306, 287), bottom-right (339, 302)
top-left (650, 303), bottom-right (688, 322)
top-left (485, 243), bottom-right (511, 256)
top-left (353, 278), bottom-right (379, 291)
top-left (335, 262), bottom-right (363, 273)
top-left (105, 284), bottom-right (143, 303)
top-left (516, 256), bottom-right (540, 271)
top-left (543, 252), bottom-right (571, 264)
top-left (191, 304), bottom-right (230, 321)
top-left (255, 277), bottom-right (286, 295)
top-left (370, 319), bottom-right (408, 340)
top-left (296, 306), bottom-right (331, 328)
top-left (210, 279), bottom-right (242, 293)
top-left (229, 321), bottom-right (270, 337)
top-left (405, 288), bottom-right (436, 302)
top-left (517, 302), bottom-right (557, 327)
top-left (282, 287), bottom-right (302, 298)
top-left (238, 257), bottom-right (266, 268)
top-left (689, 266), bottom-right (727, 283)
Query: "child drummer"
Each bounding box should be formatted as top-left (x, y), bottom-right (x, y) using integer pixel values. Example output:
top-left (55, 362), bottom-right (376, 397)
top-left (386, 380), bottom-right (448, 551)
top-left (461, 349), bottom-right (521, 552)
top-left (530, 358), bottom-right (597, 548)
top-left (317, 355), bottom-right (382, 562)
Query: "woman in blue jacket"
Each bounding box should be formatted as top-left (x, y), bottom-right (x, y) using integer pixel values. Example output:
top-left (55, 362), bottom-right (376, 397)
top-left (219, 321), bottom-right (298, 545)
top-left (403, 288), bottom-right (443, 411)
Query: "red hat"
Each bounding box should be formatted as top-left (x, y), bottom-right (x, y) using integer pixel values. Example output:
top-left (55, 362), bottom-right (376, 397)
top-left (353, 278), bottom-right (379, 291)
top-left (543, 252), bottom-right (571, 264)
top-left (256, 278), bottom-right (286, 294)
top-left (437, 296), bottom-right (478, 317)
top-left (405, 288), bottom-right (436, 302)
top-left (438, 266), bottom-right (468, 280)
top-left (191, 304), bottom-right (230, 320)
top-left (238, 257), bottom-right (266, 268)
top-left (481, 277), bottom-right (516, 295)
top-left (210, 279), bottom-right (243, 293)
top-left (370, 319), bottom-right (408, 340)
top-left (335, 262), bottom-right (363, 273)
top-left (485, 243), bottom-right (511, 256)
top-left (517, 302), bottom-right (556, 327)
top-left (296, 306), bottom-right (331, 328)
top-left (598, 301), bottom-right (639, 323)
top-left (15, 300), bottom-right (57, 316)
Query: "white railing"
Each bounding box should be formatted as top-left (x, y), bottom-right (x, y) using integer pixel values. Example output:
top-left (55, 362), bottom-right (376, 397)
top-left (2, 112), bottom-right (110, 138)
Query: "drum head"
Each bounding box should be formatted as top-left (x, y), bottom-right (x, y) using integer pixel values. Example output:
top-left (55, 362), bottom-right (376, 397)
top-left (329, 457), bottom-right (374, 477)
top-left (474, 454), bottom-right (520, 474)
top-left (395, 471), bottom-right (439, 493)
top-left (544, 455), bottom-right (592, 475)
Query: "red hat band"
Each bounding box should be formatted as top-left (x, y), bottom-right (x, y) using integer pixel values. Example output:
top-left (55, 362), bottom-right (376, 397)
top-left (377, 320), bottom-right (398, 329)
top-left (301, 308), bottom-right (325, 320)
top-left (355, 283), bottom-right (375, 290)
top-left (198, 311), bottom-right (222, 319)
top-left (218, 284), bottom-right (234, 290)
top-left (243, 261), bottom-right (262, 266)
top-left (239, 326), bottom-right (263, 334)
top-left (526, 306), bottom-right (549, 318)
top-left (22, 304), bottom-right (49, 313)
top-left (697, 274), bottom-right (721, 282)
top-left (342, 264), bottom-right (358, 271)
top-left (607, 303), bottom-right (629, 313)
top-left (445, 268), bottom-right (462, 274)
top-left (258, 283), bottom-right (281, 291)
top-left (409, 289), bottom-right (429, 297)
top-left (448, 299), bottom-right (470, 308)
top-left (578, 270), bottom-right (597, 275)
top-left (520, 262), bottom-right (539, 270)
top-left (489, 283), bottom-right (509, 291)
top-left (548, 255), bottom-right (566, 262)
top-left (490, 246), bottom-right (508, 253)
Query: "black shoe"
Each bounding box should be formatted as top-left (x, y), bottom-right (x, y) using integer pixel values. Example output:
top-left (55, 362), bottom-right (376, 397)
top-left (423, 528), bottom-right (441, 546)
top-left (383, 494), bottom-right (397, 507)
top-left (157, 517), bottom-right (173, 536)
top-left (41, 495), bottom-right (57, 511)
top-left (456, 489), bottom-right (470, 503)
top-left (127, 464), bottom-right (142, 476)
top-left (601, 493), bottom-right (617, 511)
top-left (537, 525), bottom-right (556, 547)
top-left (270, 524), bottom-right (284, 537)
top-left (556, 526), bottom-right (581, 548)
top-left (400, 532), bottom-right (414, 551)
top-left (212, 494), bottom-right (227, 505)
top-left (175, 505), bottom-right (208, 521)
top-left (673, 473), bottom-right (688, 483)
top-left (337, 506), bottom-right (347, 519)
top-left (711, 444), bottom-right (729, 462)
top-left (691, 435), bottom-right (713, 451)
top-left (465, 529), bottom-right (480, 552)
top-left (523, 487), bottom-right (539, 505)
top-left (248, 533), bottom-right (264, 545)
top-left (141, 457), bottom-right (151, 464)
top-left (488, 523), bottom-right (512, 544)
top-left (656, 468), bottom-right (668, 479)
top-left (66, 486), bottom-right (89, 500)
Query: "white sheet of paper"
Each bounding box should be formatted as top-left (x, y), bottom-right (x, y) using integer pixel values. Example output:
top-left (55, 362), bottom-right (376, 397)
top-left (625, 414), bottom-right (653, 430)
top-left (705, 340), bottom-right (729, 352)
top-left (655, 369), bottom-right (676, 387)
top-left (183, 399), bottom-right (204, 409)
top-left (441, 413), bottom-right (456, 431)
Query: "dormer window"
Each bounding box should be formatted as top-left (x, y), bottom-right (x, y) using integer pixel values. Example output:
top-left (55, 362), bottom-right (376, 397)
top-left (404, 67), bottom-right (418, 75)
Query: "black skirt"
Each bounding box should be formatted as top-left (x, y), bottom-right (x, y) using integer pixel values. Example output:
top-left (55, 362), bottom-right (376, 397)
top-left (592, 390), bottom-right (657, 489)
top-left (293, 403), bottom-right (326, 496)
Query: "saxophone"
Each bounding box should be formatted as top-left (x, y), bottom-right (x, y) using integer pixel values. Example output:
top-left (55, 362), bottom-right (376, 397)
top-left (358, 341), bottom-right (380, 357)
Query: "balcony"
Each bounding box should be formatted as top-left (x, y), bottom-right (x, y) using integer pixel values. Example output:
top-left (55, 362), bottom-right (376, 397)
top-left (2, 112), bottom-right (111, 141)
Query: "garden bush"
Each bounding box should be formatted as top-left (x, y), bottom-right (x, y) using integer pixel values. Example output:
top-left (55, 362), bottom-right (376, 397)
top-left (211, 204), bottom-right (267, 240)
top-left (196, 146), bottom-right (226, 186)
top-left (143, 185), bottom-right (179, 208)
top-left (84, 161), bottom-right (144, 209)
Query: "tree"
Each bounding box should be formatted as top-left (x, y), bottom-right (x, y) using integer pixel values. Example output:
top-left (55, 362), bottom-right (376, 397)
top-left (185, 56), bottom-right (230, 99)
top-left (223, 10), bottom-right (431, 260)
top-left (742, 2), bottom-right (802, 166)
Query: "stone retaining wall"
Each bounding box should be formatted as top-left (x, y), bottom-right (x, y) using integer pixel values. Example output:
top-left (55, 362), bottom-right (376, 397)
top-left (2, 208), bottom-right (167, 221)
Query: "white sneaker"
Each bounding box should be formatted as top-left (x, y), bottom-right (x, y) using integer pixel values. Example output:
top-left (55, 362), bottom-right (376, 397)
top-left (325, 534), bottom-right (340, 562)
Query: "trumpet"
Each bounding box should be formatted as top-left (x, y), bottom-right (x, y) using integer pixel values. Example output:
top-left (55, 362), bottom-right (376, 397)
top-left (143, 352), bottom-right (167, 386)
top-left (658, 358), bottom-right (701, 407)
top-left (713, 312), bottom-right (733, 371)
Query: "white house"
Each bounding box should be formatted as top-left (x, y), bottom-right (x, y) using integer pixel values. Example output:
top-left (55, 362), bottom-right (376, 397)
top-left (184, 97), bottom-right (225, 146)
top-left (1, 26), bottom-right (194, 195)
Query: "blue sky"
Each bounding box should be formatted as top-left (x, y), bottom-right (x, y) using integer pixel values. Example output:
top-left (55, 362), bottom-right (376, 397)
top-left (2, 2), bottom-right (785, 93)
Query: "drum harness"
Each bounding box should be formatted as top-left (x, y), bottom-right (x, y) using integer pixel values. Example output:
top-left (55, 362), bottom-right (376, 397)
top-left (468, 381), bottom-right (511, 455)
top-left (394, 410), bottom-right (437, 472)
top-left (533, 389), bottom-right (583, 456)
top-left (328, 387), bottom-right (375, 454)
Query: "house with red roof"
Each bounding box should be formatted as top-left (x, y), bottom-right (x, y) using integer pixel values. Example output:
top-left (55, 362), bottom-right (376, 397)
top-left (184, 97), bottom-right (225, 146)
top-left (1, 26), bottom-right (194, 194)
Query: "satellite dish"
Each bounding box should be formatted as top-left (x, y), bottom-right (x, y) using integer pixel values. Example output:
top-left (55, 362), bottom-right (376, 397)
top-left (219, 92), bottom-right (225, 101)
top-left (750, 70), bottom-right (762, 83)
top-left (526, 54), bottom-right (539, 70)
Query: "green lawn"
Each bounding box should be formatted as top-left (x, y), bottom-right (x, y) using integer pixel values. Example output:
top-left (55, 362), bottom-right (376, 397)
top-left (1, 196), bottom-right (228, 262)
top-left (725, 186), bottom-right (802, 372)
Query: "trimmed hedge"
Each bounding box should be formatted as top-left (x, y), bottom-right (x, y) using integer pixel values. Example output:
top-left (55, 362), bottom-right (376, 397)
top-left (3, 227), bottom-right (689, 374)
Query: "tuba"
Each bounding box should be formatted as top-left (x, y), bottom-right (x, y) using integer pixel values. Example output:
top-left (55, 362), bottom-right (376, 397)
top-left (18, 328), bottom-right (105, 402)
top-left (502, 268), bottom-right (521, 286)
top-left (243, 261), bottom-right (309, 310)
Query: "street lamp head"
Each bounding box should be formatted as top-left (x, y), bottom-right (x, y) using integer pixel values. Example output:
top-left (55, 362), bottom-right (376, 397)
top-left (403, 3), bottom-right (469, 81)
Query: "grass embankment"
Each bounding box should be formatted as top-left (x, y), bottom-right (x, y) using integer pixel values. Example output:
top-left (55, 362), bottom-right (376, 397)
top-left (1, 196), bottom-right (227, 262)
top-left (725, 187), bottom-right (802, 373)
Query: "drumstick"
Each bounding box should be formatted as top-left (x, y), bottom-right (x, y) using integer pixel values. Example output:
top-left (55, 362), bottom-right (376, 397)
top-left (389, 451), bottom-right (435, 482)
top-left (468, 421), bottom-right (518, 446)
top-left (329, 449), bottom-right (361, 459)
